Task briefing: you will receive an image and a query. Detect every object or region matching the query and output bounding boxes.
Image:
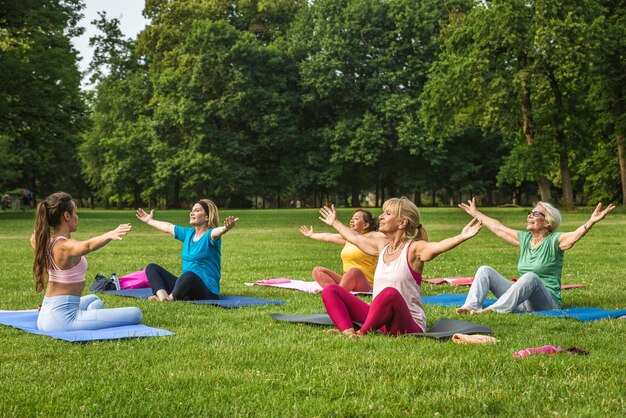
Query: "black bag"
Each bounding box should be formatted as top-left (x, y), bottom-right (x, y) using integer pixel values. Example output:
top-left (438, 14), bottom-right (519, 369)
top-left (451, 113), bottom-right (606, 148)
top-left (89, 274), bottom-right (117, 292)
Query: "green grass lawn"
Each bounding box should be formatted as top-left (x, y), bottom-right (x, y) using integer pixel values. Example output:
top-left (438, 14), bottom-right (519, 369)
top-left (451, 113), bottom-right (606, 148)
top-left (0, 206), bottom-right (624, 416)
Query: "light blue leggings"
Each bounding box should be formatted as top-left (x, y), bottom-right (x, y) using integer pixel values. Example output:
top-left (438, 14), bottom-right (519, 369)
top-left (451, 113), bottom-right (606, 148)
top-left (37, 294), bottom-right (142, 332)
top-left (461, 266), bottom-right (559, 313)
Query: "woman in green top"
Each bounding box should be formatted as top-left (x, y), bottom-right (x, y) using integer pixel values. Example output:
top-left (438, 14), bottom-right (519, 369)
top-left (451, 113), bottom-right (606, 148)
top-left (456, 198), bottom-right (615, 314)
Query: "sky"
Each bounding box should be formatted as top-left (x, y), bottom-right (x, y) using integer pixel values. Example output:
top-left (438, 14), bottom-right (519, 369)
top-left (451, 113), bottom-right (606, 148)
top-left (72, 0), bottom-right (149, 85)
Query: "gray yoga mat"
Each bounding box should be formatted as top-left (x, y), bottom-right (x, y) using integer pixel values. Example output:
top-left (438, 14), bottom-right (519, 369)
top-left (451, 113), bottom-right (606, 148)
top-left (269, 313), bottom-right (492, 339)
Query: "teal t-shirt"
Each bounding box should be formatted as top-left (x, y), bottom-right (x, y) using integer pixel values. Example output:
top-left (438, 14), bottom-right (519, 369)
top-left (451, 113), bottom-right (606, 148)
top-left (174, 226), bottom-right (221, 296)
top-left (517, 231), bottom-right (564, 308)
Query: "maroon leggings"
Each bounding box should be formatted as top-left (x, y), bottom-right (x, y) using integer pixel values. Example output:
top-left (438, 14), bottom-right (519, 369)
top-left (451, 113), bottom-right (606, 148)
top-left (321, 284), bottom-right (423, 335)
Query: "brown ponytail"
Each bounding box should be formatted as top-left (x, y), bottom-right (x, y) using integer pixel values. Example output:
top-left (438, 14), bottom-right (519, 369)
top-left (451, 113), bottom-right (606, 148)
top-left (32, 192), bottom-right (74, 293)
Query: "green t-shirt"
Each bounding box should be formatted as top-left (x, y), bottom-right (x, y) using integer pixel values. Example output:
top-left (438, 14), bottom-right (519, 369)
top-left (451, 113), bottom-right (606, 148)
top-left (517, 231), bottom-right (564, 308)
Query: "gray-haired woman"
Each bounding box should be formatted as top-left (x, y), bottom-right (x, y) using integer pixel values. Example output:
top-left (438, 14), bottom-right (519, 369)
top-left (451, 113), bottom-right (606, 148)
top-left (456, 198), bottom-right (615, 314)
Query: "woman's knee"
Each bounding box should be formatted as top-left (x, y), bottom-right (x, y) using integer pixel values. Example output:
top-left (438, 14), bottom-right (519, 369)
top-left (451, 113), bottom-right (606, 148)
top-left (321, 283), bottom-right (343, 300)
top-left (128, 307), bottom-right (143, 323)
top-left (312, 266), bottom-right (328, 278)
top-left (344, 267), bottom-right (362, 276)
top-left (376, 287), bottom-right (403, 303)
top-left (475, 265), bottom-right (496, 277)
top-left (179, 271), bottom-right (200, 283)
top-left (322, 283), bottom-right (342, 294)
top-left (145, 263), bottom-right (161, 273)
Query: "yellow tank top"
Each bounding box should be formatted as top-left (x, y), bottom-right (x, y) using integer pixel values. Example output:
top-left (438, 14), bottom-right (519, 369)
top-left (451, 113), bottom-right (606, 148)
top-left (340, 233), bottom-right (378, 285)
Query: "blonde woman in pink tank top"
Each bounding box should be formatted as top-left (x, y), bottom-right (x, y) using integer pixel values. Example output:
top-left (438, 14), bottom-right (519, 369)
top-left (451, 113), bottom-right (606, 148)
top-left (318, 197), bottom-right (482, 337)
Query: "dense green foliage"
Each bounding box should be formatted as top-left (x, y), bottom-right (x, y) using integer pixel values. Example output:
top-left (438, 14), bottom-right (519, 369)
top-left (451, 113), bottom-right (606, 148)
top-left (1, 0), bottom-right (624, 207)
top-left (0, 208), bottom-right (624, 416)
top-left (0, 0), bottom-right (87, 198)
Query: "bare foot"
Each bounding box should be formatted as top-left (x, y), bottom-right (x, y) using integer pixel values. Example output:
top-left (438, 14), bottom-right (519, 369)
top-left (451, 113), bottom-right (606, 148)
top-left (471, 308), bottom-right (493, 315)
top-left (149, 290), bottom-right (169, 302)
top-left (341, 328), bottom-right (357, 337)
top-left (349, 330), bottom-right (364, 339)
top-left (327, 328), bottom-right (341, 334)
top-left (456, 307), bottom-right (477, 314)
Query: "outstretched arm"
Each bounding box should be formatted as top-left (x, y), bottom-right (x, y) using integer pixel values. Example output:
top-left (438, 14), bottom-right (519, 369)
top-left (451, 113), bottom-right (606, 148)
top-left (211, 216), bottom-right (239, 240)
top-left (458, 197), bottom-right (518, 246)
top-left (59, 224), bottom-right (133, 257)
top-left (299, 225), bottom-right (345, 246)
top-left (319, 205), bottom-right (382, 255)
top-left (136, 208), bottom-right (174, 236)
top-left (415, 218), bottom-right (482, 262)
top-left (559, 202), bottom-right (615, 250)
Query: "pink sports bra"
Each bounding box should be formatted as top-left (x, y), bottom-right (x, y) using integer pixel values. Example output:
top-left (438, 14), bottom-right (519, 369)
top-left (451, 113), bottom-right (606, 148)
top-left (48, 236), bottom-right (87, 284)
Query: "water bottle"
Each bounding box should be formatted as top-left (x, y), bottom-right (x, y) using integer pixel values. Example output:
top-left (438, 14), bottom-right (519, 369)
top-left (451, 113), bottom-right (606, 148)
top-left (111, 272), bottom-right (120, 290)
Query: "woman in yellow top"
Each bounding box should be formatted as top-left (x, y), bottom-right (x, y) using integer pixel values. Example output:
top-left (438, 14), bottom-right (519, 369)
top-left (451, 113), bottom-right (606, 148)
top-left (300, 209), bottom-right (383, 292)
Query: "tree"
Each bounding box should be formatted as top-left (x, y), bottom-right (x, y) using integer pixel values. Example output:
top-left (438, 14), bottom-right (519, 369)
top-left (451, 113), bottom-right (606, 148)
top-left (421, 0), bottom-right (604, 206)
top-left (588, 0), bottom-right (626, 205)
top-left (0, 0), bottom-right (86, 198)
top-left (137, 1), bottom-right (305, 207)
top-left (80, 12), bottom-right (153, 208)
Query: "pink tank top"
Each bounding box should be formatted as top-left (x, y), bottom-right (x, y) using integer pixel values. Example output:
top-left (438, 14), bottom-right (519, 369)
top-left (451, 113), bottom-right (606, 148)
top-left (48, 236), bottom-right (87, 284)
top-left (373, 241), bottom-right (426, 332)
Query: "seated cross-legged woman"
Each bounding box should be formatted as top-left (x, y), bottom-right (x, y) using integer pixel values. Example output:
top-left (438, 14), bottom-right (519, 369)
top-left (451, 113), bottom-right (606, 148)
top-left (136, 199), bottom-right (238, 302)
top-left (300, 209), bottom-right (383, 292)
top-left (32, 192), bottom-right (142, 332)
top-left (456, 198), bottom-right (615, 314)
top-left (318, 197), bottom-right (482, 337)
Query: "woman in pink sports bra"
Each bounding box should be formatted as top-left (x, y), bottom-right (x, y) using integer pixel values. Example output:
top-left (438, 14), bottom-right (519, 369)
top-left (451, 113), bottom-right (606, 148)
top-left (318, 197), bottom-right (482, 337)
top-left (31, 192), bottom-right (142, 332)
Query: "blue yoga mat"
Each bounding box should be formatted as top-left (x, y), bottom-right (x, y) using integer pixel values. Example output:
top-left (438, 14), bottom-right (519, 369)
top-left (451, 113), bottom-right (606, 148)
top-left (103, 288), bottom-right (286, 308)
top-left (528, 308), bottom-right (626, 321)
top-left (422, 294), bottom-right (626, 322)
top-left (423, 294), bottom-right (496, 307)
top-left (0, 310), bottom-right (174, 342)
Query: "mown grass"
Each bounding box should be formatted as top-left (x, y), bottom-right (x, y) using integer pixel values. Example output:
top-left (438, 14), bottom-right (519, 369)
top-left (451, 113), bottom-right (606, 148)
top-left (0, 206), bottom-right (624, 417)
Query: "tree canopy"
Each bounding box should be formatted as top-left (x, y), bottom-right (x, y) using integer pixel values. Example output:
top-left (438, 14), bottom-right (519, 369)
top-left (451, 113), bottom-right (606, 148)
top-left (1, 0), bottom-right (623, 207)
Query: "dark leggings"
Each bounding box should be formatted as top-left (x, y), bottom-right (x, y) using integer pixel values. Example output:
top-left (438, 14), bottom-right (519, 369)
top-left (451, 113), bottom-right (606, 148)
top-left (145, 263), bottom-right (218, 300)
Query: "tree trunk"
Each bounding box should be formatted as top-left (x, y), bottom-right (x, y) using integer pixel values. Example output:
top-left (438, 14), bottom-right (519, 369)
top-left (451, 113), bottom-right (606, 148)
top-left (519, 53), bottom-right (552, 202)
top-left (172, 179), bottom-right (180, 209)
top-left (547, 69), bottom-right (574, 207)
top-left (351, 165), bottom-right (360, 207)
top-left (413, 191), bottom-right (421, 206)
top-left (617, 133), bottom-right (626, 205)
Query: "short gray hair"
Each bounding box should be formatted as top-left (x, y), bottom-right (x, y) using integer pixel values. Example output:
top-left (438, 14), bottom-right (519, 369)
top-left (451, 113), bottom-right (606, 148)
top-left (537, 201), bottom-right (561, 232)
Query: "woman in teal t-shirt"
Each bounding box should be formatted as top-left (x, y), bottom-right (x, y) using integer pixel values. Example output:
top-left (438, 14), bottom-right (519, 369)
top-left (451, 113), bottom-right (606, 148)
top-left (136, 199), bottom-right (238, 302)
top-left (456, 198), bottom-right (614, 314)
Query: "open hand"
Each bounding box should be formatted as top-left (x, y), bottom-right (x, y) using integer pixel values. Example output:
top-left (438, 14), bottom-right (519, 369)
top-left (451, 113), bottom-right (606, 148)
top-left (110, 223), bottom-right (132, 240)
top-left (299, 225), bottom-right (314, 237)
top-left (318, 205), bottom-right (337, 226)
top-left (223, 216), bottom-right (239, 232)
top-left (136, 208), bottom-right (154, 223)
top-left (460, 218), bottom-right (482, 240)
top-left (458, 197), bottom-right (479, 217)
top-left (588, 202), bottom-right (615, 226)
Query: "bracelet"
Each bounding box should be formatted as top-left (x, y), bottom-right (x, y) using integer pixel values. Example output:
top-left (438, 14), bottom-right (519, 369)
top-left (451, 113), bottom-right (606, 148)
top-left (582, 223), bottom-right (591, 232)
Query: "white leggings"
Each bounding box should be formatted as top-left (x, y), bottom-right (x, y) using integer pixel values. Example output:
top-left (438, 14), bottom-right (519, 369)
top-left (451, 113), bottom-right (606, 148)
top-left (37, 294), bottom-right (142, 332)
top-left (461, 266), bottom-right (559, 313)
